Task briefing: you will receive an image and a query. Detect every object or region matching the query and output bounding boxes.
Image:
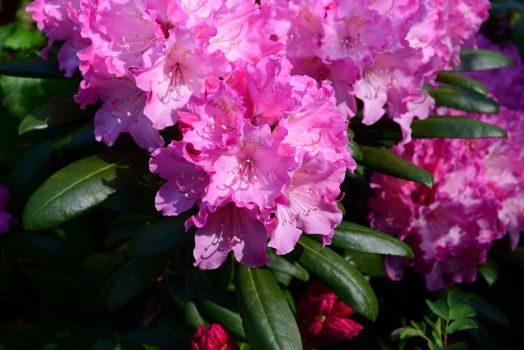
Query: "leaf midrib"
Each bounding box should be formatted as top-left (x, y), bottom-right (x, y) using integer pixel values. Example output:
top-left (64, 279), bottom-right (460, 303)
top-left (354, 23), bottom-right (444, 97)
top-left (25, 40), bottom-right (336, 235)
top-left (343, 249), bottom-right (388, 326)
top-left (244, 268), bottom-right (282, 349)
top-left (299, 239), bottom-right (366, 306)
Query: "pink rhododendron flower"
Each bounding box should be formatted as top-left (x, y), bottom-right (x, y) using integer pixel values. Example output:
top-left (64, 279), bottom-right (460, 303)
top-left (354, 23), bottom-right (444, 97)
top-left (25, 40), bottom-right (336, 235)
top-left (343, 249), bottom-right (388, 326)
top-left (0, 185), bottom-right (13, 235)
top-left (369, 38), bottom-right (524, 291)
top-left (150, 141), bottom-right (209, 216)
top-left (268, 0), bottom-right (489, 140)
top-left (26, 0), bottom-right (492, 270)
top-left (297, 282), bottom-right (363, 348)
top-left (191, 323), bottom-right (239, 350)
top-left (191, 202), bottom-right (270, 269)
top-left (136, 26), bottom-right (228, 129)
top-left (76, 0), bottom-right (166, 77)
top-left (78, 71), bottom-right (164, 151)
top-left (150, 55), bottom-right (352, 269)
top-left (27, 0), bottom-right (88, 77)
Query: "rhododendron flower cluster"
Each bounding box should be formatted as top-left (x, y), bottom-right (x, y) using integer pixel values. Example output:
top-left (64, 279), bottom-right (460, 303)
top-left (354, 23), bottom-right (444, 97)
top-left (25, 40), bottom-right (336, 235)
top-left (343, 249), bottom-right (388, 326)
top-left (26, 0), bottom-right (490, 268)
top-left (0, 185), bottom-right (12, 234)
top-left (27, 0), bottom-right (490, 147)
top-left (297, 282), bottom-right (363, 348)
top-left (151, 56), bottom-right (354, 268)
top-left (368, 38), bottom-right (524, 291)
top-left (269, 0), bottom-right (489, 140)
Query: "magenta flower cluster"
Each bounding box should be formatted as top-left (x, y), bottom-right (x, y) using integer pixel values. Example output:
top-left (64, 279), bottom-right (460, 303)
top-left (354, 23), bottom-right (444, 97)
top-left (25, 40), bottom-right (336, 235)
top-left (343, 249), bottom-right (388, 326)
top-left (369, 38), bottom-right (524, 291)
top-left (27, 0), bottom-right (489, 269)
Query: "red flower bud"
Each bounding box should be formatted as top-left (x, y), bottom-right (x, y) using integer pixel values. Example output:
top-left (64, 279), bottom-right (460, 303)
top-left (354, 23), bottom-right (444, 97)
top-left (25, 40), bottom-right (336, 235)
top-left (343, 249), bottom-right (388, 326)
top-left (190, 324), bottom-right (239, 350)
top-left (297, 282), bottom-right (363, 348)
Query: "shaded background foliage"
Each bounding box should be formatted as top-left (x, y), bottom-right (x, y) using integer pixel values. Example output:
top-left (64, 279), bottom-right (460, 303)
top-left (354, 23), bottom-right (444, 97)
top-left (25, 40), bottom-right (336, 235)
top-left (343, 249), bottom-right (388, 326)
top-left (1, 0), bottom-right (524, 349)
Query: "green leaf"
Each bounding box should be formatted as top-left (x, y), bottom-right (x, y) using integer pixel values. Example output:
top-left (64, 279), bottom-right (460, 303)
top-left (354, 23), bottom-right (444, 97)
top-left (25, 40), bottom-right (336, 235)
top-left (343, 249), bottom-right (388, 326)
top-left (103, 257), bottom-right (164, 311)
top-left (200, 299), bottom-right (246, 339)
top-left (455, 49), bottom-right (514, 71)
top-left (436, 72), bottom-right (488, 95)
top-left (267, 250), bottom-right (309, 282)
top-left (270, 270), bottom-right (292, 287)
top-left (447, 342), bottom-right (469, 350)
top-left (18, 93), bottom-right (87, 135)
top-left (333, 221), bottom-right (414, 257)
top-left (411, 116), bottom-right (507, 139)
top-left (512, 16), bottom-right (524, 61)
top-left (349, 140), bottom-right (363, 161)
top-left (126, 218), bottom-right (188, 257)
top-left (429, 86), bottom-right (499, 114)
top-left (447, 289), bottom-right (468, 309)
top-left (478, 261), bottom-right (498, 287)
top-left (426, 299), bottom-right (449, 320)
top-left (184, 301), bottom-right (206, 329)
top-left (236, 266), bottom-right (302, 350)
top-left (398, 327), bottom-right (426, 341)
top-left (0, 22), bottom-right (45, 51)
top-left (447, 319), bottom-right (478, 334)
top-left (0, 56), bottom-right (65, 78)
top-left (344, 250), bottom-right (386, 277)
top-left (465, 294), bottom-right (509, 326)
top-left (292, 237), bottom-right (378, 320)
top-left (430, 318), bottom-right (443, 349)
top-left (449, 304), bottom-right (476, 321)
top-left (23, 149), bottom-right (149, 230)
top-left (360, 146), bottom-right (434, 188)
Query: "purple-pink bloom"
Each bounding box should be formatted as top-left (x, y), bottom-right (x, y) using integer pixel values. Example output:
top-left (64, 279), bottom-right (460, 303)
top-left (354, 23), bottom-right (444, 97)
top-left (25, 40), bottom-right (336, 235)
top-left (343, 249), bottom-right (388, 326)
top-left (135, 25), bottom-right (228, 129)
top-left (369, 38), bottom-right (524, 291)
top-left (0, 185), bottom-right (13, 235)
top-left (150, 55), bottom-right (352, 269)
top-left (191, 202), bottom-right (270, 269)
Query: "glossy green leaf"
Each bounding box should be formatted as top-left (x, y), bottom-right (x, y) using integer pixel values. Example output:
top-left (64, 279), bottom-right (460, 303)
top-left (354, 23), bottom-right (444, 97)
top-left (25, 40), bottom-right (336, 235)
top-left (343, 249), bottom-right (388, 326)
top-left (426, 299), bottom-right (449, 320)
top-left (0, 56), bottom-right (65, 78)
top-left (360, 146), bottom-right (434, 188)
top-left (431, 318), bottom-right (444, 349)
top-left (0, 22), bottom-right (45, 51)
top-left (447, 342), bottom-right (469, 350)
top-left (478, 261), bottom-right (498, 287)
top-left (512, 16), bottom-right (524, 60)
top-left (447, 289), bottom-right (468, 309)
top-left (126, 218), bottom-right (188, 257)
top-left (236, 266), bottom-right (302, 350)
top-left (449, 304), bottom-right (476, 321)
top-left (270, 270), bottom-right (292, 287)
top-left (103, 257), bottom-right (164, 311)
top-left (411, 116), bottom-right (507, 139)
top-left (200, 299), bottom-right (246, 339)
top-left (344, 251), bottom-right (386, 277)
top-left (455, 49), bottom-right (514, 71)
top-left (436, 72), bottom-right (488, 95)
top-left (430, 86), bottom-right (499, 114)
top-left (23, 149), bottom-right (149, 230)
top-left (267, 250), bottom-right (309, 281)
top-left (465, 294), bottom-right (509, 326)
top-left (349, 140), bottom-right (363, 161)
top-left (398, 327), bottom-right (425, 341)
top-left (447, 319), bottom-right (478, 334)
top-left (334, 221), bottom-right (414, 257)
top-left (184, 301), bottom-right (206, 329)
top-left (18, 93), bottom-right (87, 135)
top-left (292, 237), bottom-right (378, 320)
